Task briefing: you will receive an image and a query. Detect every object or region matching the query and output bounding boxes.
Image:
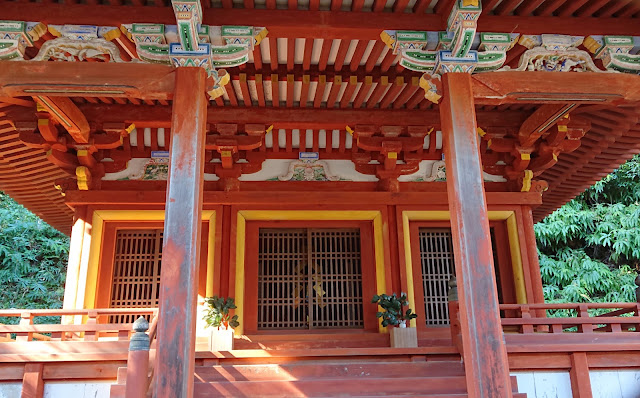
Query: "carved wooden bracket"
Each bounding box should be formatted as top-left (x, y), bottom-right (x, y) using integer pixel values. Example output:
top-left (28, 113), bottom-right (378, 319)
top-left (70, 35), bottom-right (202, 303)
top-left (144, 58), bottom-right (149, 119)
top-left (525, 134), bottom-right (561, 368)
top-left (347, 124), bottom-right (431, 190)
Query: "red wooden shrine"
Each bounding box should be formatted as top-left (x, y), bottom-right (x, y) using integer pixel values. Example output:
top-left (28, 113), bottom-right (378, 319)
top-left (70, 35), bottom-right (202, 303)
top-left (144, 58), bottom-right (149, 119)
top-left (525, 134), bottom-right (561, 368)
top-left (1, 0), bottom-right (640, 397)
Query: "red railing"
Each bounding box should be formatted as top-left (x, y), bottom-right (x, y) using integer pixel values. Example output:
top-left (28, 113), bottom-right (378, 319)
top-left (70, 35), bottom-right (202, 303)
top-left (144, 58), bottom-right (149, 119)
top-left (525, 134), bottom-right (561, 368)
top-left (0, 308), bottom-right (158, 342)
top-left (498, 303), bottom-right (640, 352)
top-left (499, 303), bottom-right (640, 334)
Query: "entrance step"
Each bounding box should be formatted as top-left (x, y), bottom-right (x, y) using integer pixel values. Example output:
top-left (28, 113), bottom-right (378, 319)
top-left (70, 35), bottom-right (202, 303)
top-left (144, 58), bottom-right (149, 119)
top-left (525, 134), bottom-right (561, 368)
top-left (192, 376), bottom-right (468, 397)
top-left (193, 360), bottom-right (465, 381)
top-left (111, 351), bottom-right (525, 398)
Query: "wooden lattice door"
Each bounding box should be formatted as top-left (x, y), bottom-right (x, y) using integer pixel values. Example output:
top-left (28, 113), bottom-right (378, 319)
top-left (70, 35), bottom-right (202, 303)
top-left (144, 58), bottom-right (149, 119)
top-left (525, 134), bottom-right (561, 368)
top-left (418, 229), bottom-right (455, 326)
top-left (415, 227), bottom-right (505, 327)
top-left (109, 229), bottom-right (163, 323)
top-left (254, 227), bottom-right (365, 330)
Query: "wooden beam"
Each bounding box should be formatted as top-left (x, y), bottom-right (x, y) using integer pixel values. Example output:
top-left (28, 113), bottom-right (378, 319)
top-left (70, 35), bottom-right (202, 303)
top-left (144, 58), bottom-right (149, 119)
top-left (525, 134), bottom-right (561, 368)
top-left (155, 68), bottom-right (207, 398)
top-left (1, 3), bottom-right (640, 39)
top-left (0, 61), bottom-right (175, 100)
top-left (34, 96), bottom-right (90, 144)
top-left (518, 104), bottom-right (576, 147)
top-left (8, 103), bottom-right (530, 131)
top-left (440, 73), bottom-right (512, 398)
top-left (472, 71), bottom-right (640, 105)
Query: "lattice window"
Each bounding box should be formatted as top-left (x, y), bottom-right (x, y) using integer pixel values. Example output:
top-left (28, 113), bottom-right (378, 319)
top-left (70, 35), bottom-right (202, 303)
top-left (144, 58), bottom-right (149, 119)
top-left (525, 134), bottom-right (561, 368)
top-left (419, 229), bottom-right (455, 326)
top-left (419, 228), bottom-right (503, 326)
top-left (110, 229), bottom-right (163, 323)
top-left (257, 228), bottom-right (363, 330)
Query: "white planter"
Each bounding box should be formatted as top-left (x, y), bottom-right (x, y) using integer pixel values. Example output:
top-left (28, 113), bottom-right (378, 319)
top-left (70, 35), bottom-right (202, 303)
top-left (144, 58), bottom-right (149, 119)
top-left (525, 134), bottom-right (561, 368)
top-left (208, 328), bottom-right (234, 351)
top-left (390, 326), bottom-right (417, 348)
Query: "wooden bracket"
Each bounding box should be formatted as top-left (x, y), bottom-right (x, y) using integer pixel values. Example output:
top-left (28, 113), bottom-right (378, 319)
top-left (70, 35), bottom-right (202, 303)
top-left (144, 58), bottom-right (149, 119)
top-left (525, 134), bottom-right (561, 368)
top-left (33, 96), bottom-right (90, 144)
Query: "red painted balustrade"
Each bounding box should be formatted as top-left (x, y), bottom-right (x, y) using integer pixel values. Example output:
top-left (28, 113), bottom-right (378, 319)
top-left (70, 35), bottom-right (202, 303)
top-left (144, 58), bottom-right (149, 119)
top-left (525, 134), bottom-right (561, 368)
top-left (498, 303), bottom-right (640, 353)
top-left (0, 308), bottom-right (158, 343)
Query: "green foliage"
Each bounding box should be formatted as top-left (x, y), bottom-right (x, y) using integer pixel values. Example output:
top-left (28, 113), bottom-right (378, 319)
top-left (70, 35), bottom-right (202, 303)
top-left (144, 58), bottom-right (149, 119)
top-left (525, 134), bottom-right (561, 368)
top-left (535, 155), bottom-right (640, 306)
top-left (203, 296), bottom-right (239, 330)
top-left (371, 293), bottom-right (417, 327)
top-left (0, 192), bottom-right (69, 325)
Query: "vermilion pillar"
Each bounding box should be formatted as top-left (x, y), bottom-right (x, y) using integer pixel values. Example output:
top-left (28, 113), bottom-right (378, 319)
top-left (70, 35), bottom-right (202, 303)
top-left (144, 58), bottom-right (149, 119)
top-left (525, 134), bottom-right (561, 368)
top-left (522, 206), bottom-right (545, 305)
top-left (440, 73), bottom-right (512, 398)
top-left (155, 67), bottom-right (207, 397)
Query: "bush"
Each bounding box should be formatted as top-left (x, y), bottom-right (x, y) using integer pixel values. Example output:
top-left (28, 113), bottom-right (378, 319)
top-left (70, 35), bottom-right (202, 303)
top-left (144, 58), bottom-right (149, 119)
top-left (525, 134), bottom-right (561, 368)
top-left (0, 192), bottom-right (69, 324)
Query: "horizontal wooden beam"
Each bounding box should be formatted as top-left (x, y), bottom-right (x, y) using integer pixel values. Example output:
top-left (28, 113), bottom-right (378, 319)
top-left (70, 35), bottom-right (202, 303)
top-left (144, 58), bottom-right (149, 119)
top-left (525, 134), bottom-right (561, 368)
top-left (7, 104), bottom-right (531, 130)
top-left (472, 71), bottom-right (640, 106)
top-left (64, 190), bottom-right (543, 206)
top-left (2, 61), bottom-right (639, 108)
top-left (0, 62), bottom-right (175, 100)
top-left (1, 3), bottom-right (639, 39)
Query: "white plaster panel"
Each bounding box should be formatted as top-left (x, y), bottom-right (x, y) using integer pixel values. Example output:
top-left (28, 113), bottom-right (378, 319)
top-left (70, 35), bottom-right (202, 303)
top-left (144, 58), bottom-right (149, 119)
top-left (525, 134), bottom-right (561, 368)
top-left (591, 370), bottom-right (640, 398)
top-left (511, 372), bottom-right (572, 398)
top-left (618, 370), bottom-right (640, 398)
top-left (0, 383), bottom-right (22, 398)
top-left (43, 381), bottom-right (111, 398)
top-left (591, 371), bottom-right (623, 398)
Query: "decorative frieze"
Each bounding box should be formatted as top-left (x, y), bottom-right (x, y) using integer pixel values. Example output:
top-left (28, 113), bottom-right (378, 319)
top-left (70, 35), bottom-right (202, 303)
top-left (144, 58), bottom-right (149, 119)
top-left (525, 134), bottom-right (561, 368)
top-left (502, 34), bottom-right (603, 73)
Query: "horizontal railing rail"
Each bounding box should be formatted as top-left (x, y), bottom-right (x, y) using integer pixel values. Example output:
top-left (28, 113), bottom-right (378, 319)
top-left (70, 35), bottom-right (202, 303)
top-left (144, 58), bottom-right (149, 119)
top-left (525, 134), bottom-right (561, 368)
top-left (0, 308), bottom-right (158, 342)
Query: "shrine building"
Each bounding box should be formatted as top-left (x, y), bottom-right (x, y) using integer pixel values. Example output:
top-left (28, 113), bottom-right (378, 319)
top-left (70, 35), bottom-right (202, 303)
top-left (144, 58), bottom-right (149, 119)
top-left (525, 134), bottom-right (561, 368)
top-left (0, 0), bottom-right (640, 397)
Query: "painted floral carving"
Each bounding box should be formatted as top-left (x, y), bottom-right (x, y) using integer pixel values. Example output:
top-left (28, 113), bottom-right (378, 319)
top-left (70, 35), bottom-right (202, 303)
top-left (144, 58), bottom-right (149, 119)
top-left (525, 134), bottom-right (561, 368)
top-left (277, 160), bottom-right (343, 182)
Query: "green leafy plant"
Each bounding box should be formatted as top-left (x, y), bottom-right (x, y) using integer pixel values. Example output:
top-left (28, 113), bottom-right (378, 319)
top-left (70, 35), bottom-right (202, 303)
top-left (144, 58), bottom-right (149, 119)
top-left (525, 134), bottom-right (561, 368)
top-left (0, 192), bottom-right (69, 326)
top-left (535, 155), bottom-right (639, 314)
top-left (202, 296), bottom-right (239, 330)
top-left (371, 293), bottom-right (417, 327)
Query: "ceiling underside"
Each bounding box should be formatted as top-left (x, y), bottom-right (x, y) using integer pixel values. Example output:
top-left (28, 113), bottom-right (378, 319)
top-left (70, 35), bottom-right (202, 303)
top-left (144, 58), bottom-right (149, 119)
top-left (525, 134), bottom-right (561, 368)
top-left (0, 0), bottom-right (639, 233)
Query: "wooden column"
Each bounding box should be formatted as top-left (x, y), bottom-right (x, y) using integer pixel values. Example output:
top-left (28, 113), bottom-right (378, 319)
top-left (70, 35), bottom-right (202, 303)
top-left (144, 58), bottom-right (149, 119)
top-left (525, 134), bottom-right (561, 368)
top-left (155, 67), bottom-right (207, 398)
top-left (570, 352), bottom-right (593, 398)
top-left (21, 363), bottom-right (44, 398)
top-left (522, 206), bottom-right (545, 305)
top-left (61, 206), bottom-right (88, 313)
top-left (440, 73), bottom-right (512, 398)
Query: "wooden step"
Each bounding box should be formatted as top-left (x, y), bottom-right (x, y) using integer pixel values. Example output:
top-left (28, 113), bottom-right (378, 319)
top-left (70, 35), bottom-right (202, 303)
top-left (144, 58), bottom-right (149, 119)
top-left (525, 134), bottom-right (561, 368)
top-left (192, 376), bottom-right (468, 397)
top-left (193, 360), bottom-right (465, 382)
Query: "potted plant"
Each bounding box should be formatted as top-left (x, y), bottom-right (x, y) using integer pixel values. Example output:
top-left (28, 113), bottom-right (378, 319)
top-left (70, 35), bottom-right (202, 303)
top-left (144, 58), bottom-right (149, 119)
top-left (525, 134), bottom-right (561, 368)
top-left (371, 293), bottom-right (418, 348)
top-left (202, 296), bottom-right (239, 351)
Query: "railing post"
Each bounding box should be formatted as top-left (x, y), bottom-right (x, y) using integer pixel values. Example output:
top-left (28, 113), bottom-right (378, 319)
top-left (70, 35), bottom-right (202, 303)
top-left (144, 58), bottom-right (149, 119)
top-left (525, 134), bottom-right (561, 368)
top-left (447, 276), bottom-right (462, 353)
top-left (577, 304), bottom-right (593, 333)
top-left (126, 316), bottom-right (150, 398)
top-left (519, 305), bottom-right (534, 334)
top-left (16, 312), bottom-right (33, 342)
top-left (84, 310), bottom-right (98, 341)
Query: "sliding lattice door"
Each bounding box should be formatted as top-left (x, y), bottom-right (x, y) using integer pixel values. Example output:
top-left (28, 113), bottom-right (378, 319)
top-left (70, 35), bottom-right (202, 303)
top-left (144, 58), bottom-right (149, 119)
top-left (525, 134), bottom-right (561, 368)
top-left (110, 229), bottom-right (163, 323)
top-left (418, 227), bottom-right (503, 326)
top-left (257, 228), bottom-right (363, 330)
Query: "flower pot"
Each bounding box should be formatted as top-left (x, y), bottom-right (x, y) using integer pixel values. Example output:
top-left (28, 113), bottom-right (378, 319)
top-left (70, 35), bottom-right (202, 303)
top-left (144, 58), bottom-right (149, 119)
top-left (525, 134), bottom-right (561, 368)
top-left (390, 326), bottom-right (417, 348)
top-left (208, 328), bottom-right (234, 351)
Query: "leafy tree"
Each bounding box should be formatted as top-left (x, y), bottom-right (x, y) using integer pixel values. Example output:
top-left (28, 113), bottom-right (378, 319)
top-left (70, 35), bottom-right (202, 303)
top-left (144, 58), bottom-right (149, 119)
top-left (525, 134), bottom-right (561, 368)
top-left (535, 155), bottom-right (640, 306)
top-left (0, 192), bottom-right (69, 324)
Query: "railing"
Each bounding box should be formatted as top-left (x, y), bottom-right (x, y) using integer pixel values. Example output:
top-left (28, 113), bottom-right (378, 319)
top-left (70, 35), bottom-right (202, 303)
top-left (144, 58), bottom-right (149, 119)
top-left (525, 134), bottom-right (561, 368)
top-left (499, 303), bottom-right (640, 353)
top-left (0, 308), bottom-right (158, 342)
top-left (500, 303), bottom-right (640, 334)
